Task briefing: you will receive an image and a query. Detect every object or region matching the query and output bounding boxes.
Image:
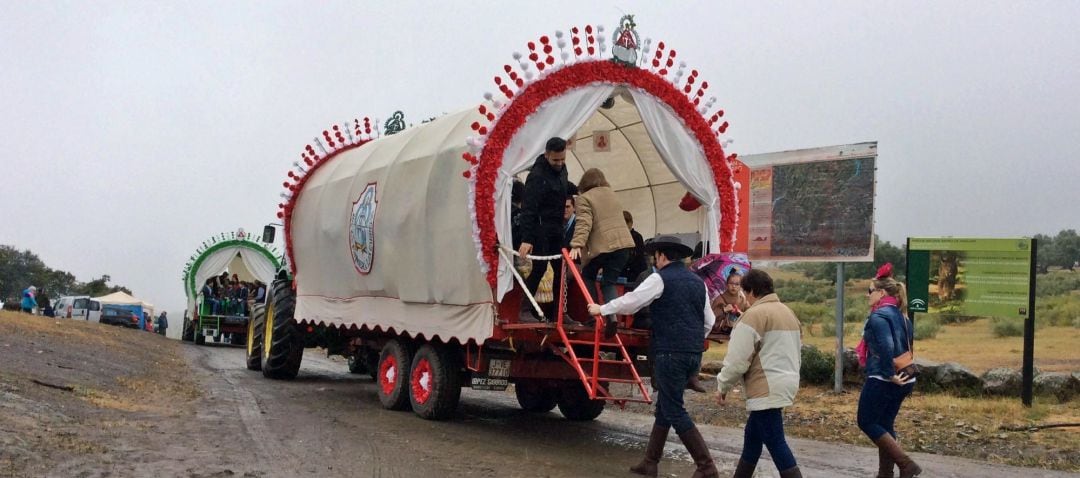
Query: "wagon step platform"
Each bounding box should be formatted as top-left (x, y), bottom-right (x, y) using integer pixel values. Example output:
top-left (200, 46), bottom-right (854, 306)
top-left (547, 249), bottom-right (652, 407)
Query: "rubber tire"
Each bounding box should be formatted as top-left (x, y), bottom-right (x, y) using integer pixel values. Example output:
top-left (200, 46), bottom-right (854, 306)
top-left (376, 340), bottom-right (415, 411)
top-left (181, 319), bottom-right (194, 342)
top-left (262, 279), bottom-right (303, 380)
top-left (194, 330), bottom-right (206, 345)
top-left (246, 304), bottom-right (265, 371)
top-left (515, 380), bottom-right (558, 413)
top-left (408, 344), bottom-right (462, 420)
top-left (347, 353), bottom-right (366, 374)
top-left (557, 381), bottom-right (606, 421)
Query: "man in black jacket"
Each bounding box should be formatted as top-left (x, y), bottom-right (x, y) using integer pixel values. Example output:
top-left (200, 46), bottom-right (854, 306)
top-left (517, 137), bottom-right (570, 322)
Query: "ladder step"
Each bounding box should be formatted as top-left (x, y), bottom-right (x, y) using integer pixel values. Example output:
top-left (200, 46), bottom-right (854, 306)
top-left (565, 339), bottom-right (620, 347)
top-left (594, 378), bottom-right (640, 384)
top-left (576, 358), bottom-right (629, 365)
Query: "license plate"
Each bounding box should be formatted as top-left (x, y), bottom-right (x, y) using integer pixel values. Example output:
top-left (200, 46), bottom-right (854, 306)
top-left (470, 358), bottom-right (511, 391)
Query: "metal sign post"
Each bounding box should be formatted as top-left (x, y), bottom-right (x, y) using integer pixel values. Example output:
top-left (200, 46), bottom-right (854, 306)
top-left (1022, 239), bottom-right (1037, 407)
top-left (834, 262), bottom-right (845, 393)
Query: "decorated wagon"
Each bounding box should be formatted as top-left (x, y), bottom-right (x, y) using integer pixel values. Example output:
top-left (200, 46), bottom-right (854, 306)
top-left (180, 230), bottom-right (281, 346)
top-left (252, 16), bottom-right (745, 421)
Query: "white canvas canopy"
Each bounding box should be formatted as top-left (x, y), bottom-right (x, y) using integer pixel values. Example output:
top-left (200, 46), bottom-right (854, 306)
top-left (290, 89), bottom-right (723, 343)
top-left (94, 291), bottom-right (154, 315)
top-left (183, 239), bottom-right (280, 313)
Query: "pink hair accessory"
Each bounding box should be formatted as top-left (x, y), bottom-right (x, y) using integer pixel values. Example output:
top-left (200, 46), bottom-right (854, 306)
top-left (875, 262), bottom-right (893, 280)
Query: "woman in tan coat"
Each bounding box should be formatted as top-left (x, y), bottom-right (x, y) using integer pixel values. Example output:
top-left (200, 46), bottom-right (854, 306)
top-left (569, 169), bottom-right (635, 333)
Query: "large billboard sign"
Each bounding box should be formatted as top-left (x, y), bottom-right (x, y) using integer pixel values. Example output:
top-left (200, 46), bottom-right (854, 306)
top-left (907, 237), bottom-right (1034, 319)
top-left (739, 142), bottom-right (877, 262)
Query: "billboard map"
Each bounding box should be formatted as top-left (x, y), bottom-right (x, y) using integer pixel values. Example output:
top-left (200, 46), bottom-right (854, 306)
top-left (740, 142), bottom-right (878, 262)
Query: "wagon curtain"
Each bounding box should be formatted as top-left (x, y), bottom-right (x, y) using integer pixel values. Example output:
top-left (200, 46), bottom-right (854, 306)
top-left (495, 83), bottom-right (617, 300)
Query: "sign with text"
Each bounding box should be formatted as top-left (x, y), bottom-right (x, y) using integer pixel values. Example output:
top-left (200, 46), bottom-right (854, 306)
top-left (740, 142), bottom-right (877, 262)
top-left (907, 238), bottom-right (1034, 318)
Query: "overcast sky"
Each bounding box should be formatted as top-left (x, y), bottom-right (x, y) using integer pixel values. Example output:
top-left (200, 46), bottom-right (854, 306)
top-left (2, 1), bottom-right (1078, 320)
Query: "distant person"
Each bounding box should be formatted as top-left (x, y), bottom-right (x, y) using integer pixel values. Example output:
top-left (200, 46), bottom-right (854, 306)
top-left (20, 286), bottom-right (37, 314)
top-left (717, 269), bottom-right (803, 478)
top-left (858, 263), bottom-right (921, 478)
top-left (156, 311), bottom-right (168, 336)
top-left (569, 168), bottom-right (635, 335)
top-left (587, 235), bottom-right (718, 477)
top-left (37, 288), bottom-right (54, 317)
top-left (517, 137), bottom-right (571, 322)
top-left (621, 211), bottom-right (647, 281)
top-left (253, 281), bottom-right (267, 303)
top-left (201, 279), bottom-right (220, 315)
top-left (562, 196), bottom-right (577, 251)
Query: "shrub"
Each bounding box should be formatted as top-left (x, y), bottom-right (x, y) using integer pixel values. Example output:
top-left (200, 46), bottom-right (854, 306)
top-left (936, 304), bottom-right (979, 324)
top-left (992, 317), bottom-right (1025, 337)
top-left (1036, 271), bottom-right (1080, 297)
top-left (821, 319), bottom-right (861, 338)
top-left (913, 316), bottom-right (942, 340)
top-left (1035, 294), bottom-right (1080, 327)
top-left (800, 345), bottom-right (833, 385)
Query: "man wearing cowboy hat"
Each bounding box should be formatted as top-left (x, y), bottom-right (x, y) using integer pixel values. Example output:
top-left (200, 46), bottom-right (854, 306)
top-left (588, 235), bottom-right (718, 478)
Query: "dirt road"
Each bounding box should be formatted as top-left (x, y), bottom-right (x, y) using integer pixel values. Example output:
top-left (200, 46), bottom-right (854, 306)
top-left (1, 311), bottom-right (1075, 477)
top-left (146, 344), bottom-right (1078, 478)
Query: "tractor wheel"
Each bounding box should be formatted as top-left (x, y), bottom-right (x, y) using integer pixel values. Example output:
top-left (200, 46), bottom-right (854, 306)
top-left (557, 381), bottom-right (606, 421)
top-left (246, 304), bottom-right (265, 371)
top-left (347, 352), bottom-right (366, 374)
top-left (515, 380), bottom-right (558, 413)
top-left (181, 319), bottom-right (194, 342)
top-left (194, 328), bottom-right (206, 345)
top-left (376, 339), bottom-right (415, 411)
top-left (261, 279), bottom-right (303, 380)
top-left (408, 344), bottom-right (462, 420)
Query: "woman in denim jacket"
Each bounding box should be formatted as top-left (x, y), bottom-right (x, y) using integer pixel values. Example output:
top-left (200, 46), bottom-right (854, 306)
top-left (858, 263), bottom-right (922, 478)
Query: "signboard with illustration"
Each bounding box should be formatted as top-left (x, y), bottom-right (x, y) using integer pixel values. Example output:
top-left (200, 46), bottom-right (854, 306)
top-left (739, 142), bottom-right (877, 262)
top-left (907, 237), bottom-right (1034, 319)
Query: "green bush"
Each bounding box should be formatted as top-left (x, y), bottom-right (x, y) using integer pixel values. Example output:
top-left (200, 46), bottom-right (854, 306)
top-left (800, 345), bottom-right (834, 385)
top-left (935, 304), bottom-right (979, 324)
top-left (775, 278), bottom-right (835, 304)
top-left (1036, 271), bottom-right (1080, 297)
top-left (788, 302), bottom-right (829, 327)
top-left (821, 319), bottom-right (861, 338)
top-left (992, 317), bottom-right (1025, 337)
top-left (1034, 294), bottom-right (1080, 327)
top-left (913, 316), bottom-right (942, 340)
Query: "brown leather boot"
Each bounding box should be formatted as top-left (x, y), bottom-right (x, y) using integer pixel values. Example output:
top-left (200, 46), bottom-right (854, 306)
top-left (630, 424), bottom-right (669, 477)
top-left (877, 444), bottom-right (895, 478)
top-left (778, 466), bottom-right (803, 478)
top-left (686, 374), bottom-right (708, 393)
top-left (731, 459), bottom-right (755, 478)
top-left (677, 426), bottom-right (719, 478)
top-left (874, 434), bottom-right (922, 478)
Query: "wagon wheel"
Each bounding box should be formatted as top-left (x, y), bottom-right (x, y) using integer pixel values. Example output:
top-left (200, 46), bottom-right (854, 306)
top-left (246, 303), bottom-right (265, 371)
top-left (376, 339), bottom-right (416, 411)
top-left (515, 380), bottom-right (558, 413)
top-left (408, 344), bottom-right (463, 420)
top-left (181, 318), bottom-right (195, 342)
top-left (261, 279), bottom-right (303, 379)
top-left (557, 381), bottom-right (606, 421)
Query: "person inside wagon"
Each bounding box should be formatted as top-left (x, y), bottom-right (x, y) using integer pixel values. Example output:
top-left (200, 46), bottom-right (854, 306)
top-left (517, 137), bottom-right (571, 323)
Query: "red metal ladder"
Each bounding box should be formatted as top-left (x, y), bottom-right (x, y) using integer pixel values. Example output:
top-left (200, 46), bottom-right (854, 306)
top-left (551, 249), bottom-right (652, 407)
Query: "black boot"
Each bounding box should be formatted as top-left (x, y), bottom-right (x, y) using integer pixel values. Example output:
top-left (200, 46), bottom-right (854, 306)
top-left (630, 424), bottom-right (669, 477)
top-left (677, 426), bottom-right (719, 478)
top-left (875, 434), bottom-right (922, 478)
top-left (877, 444), bottom-right (895, 478)
top-left (778, 465), bottom-right (803, 478)
top-left (731, 459), bottom-right (755, 478)
top-left (686, 374), bottom-right (708, 393)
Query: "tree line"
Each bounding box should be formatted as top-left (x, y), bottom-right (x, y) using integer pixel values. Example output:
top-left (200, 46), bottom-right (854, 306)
top-left (0, 245), bottom-right (131, 302)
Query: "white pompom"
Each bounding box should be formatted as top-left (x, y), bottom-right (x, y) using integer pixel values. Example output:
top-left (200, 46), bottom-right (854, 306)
top-left (679, 61), bottom-right (687, 68)
top-left (557, 39), bottom-right (566, 49)
top-left (524, 70), bottom-right (534, 80)
top-left (512, 52), bottom-right (522, 60)
top-left (520, 62), bottom-right (530, 71)
top-left (561, 52), bottom-right (569, 62)
top-left (483, 92), bottom-right (494, 101)
top-left (555, 30), bottom-right (564, 38)
top-left (597, 24), bottom-right (605, 33)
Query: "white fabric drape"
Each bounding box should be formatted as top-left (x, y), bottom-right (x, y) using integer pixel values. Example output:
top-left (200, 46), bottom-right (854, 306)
top-left (628, 89), bottom-right (721, 255)
top-left (238, 248), bottom-right (278, 285)
top-left (188, 247), bottom-right (239, 313)
top-left (495, 83), bottom-right (617, 300)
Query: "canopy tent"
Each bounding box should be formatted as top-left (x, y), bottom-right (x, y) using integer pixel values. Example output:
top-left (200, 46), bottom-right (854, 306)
top-left (93, 291), bottom-right (154, 316)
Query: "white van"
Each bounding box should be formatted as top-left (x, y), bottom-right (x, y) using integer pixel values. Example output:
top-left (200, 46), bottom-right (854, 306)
top-left (55, 296), bottom-right (102, 322)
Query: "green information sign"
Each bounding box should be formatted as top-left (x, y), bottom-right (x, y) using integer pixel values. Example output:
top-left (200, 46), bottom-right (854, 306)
top-left (907, 238), bottom-right (1033, 319)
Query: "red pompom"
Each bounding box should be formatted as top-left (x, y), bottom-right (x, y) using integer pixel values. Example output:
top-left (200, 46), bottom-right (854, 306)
top-left (543, 45), bottom-right (553, 54)
top-left (529, 52), bottom-right (539, 62)
top-left (478, 105), bottom-right (487, 114)
top-left (471, 121), bottom-right (480, 131)
top-left (462, 170), bottom-right (471, 178)
top-left (875, 263), bottom-right (894, 280)
top-left (540, 35), bottom-right (549, 44)
top-left (652, 59), bottom-right (660, 68)
top-left (494, 76), bottom-right (502, 85)
top-left (527, 41), bottom-right (536, 50)
top-left (478, 126), bottom-right (488, 135)
top-left (585, 25), bottom-right (593, 34)
top-left (657, 41), bottom-right (665, 50)
top-left (571, 27), bottom-right (579, 34)
top-left (684, 85), bottom-right (692, 94)
top-left (277, 211), bottom-right (284, 219)
top-left (503, 64), bottom-right (512, 73)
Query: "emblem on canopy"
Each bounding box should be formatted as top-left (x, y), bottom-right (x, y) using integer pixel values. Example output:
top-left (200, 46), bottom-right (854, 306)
top-left (611, 15), bottom-right (640, 67)
top-left (384, 111), bottom-right (407, 135)
top-left (350, 183), bottom-right (379, 274)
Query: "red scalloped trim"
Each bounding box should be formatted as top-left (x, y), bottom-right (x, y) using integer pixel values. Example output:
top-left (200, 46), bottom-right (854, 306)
top-left (474, 60), bottom-right (737, 286)
top-left (281, 141), bottom-right (368, 276)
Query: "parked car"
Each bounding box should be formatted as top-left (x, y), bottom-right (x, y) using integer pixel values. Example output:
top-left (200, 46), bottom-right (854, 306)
top-left (54, 296), bottom-right (102, 322)
top-left (100, 305), bottom-right (139, 329)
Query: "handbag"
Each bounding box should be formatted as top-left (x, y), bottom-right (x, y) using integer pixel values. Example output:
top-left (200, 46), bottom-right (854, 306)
top-left (885, 314), bottom-right (920, 377)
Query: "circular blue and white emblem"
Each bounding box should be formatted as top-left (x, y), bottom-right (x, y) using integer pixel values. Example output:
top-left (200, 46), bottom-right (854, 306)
top-left (350, 183), bottom-right (378, 274)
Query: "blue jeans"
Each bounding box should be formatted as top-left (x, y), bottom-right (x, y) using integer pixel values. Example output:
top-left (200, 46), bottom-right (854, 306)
top-left (652, 351), bottom-right (700, 434)
top-left (741, 408), bottom-right (797, 470)
top-left (581, 248), bottom-right (631, 305)
top-left (857, 378), bottom-right (914, 441)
